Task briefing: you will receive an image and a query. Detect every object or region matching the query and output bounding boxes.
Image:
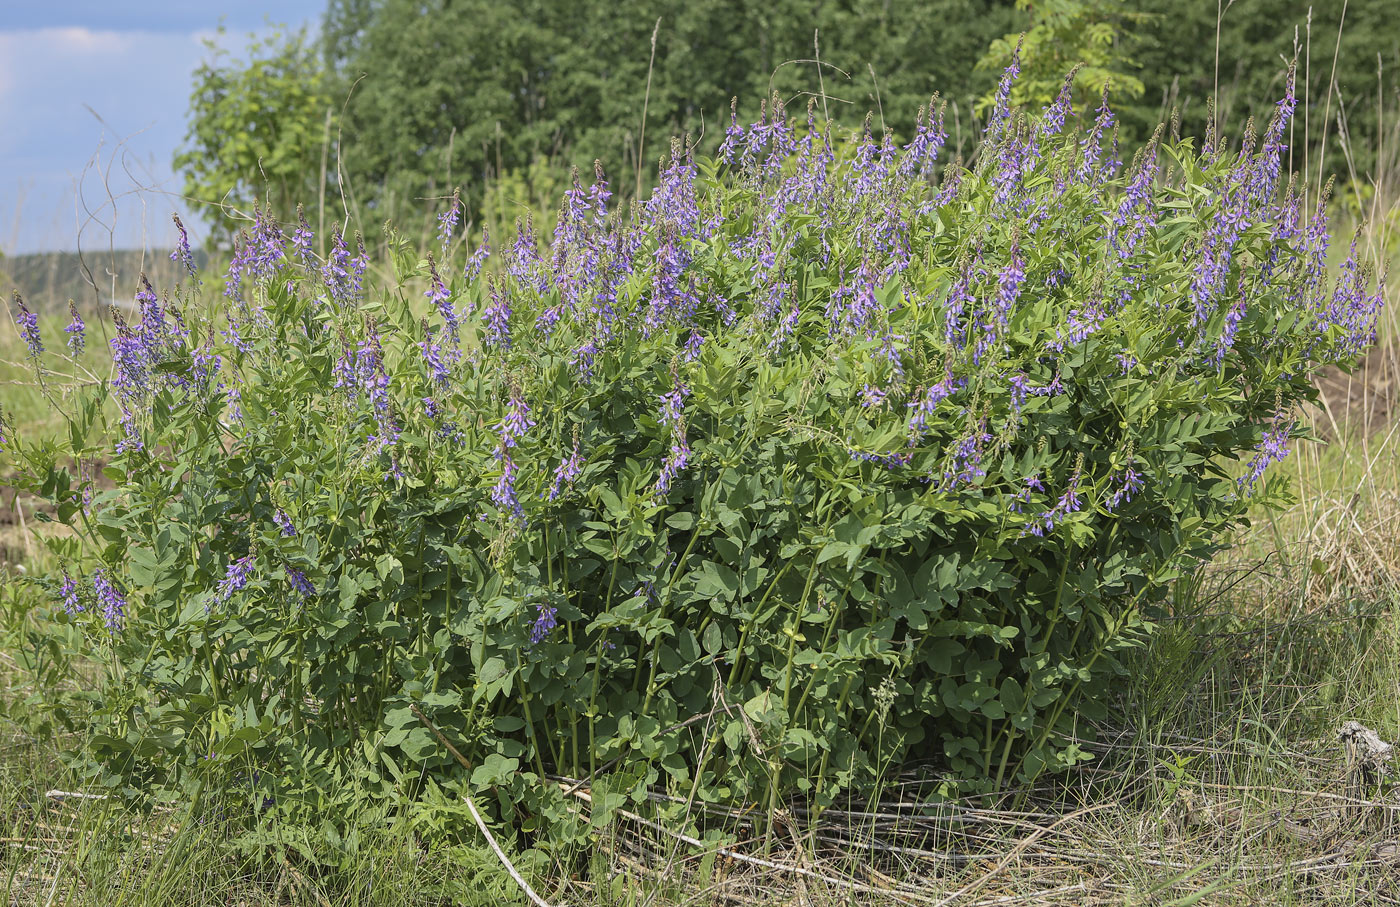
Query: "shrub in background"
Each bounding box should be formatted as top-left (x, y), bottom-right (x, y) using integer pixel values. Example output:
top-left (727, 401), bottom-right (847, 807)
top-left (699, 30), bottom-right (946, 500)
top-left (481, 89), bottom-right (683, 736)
top-left (3, 56), bottom-right (1383, 837)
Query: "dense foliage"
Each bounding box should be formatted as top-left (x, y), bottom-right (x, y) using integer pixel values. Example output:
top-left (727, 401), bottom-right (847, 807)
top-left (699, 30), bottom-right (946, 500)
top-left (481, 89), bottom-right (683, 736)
top-left (179, 0), bottom-right (1399, 244)
top-left (8, 59), bottom-right (1383, 837)
top-left (175, 26), bottom-right (332, 247)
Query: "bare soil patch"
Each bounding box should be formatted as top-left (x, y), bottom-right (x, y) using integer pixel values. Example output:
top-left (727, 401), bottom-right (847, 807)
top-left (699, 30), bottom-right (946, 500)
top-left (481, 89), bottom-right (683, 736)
top-left (1313, 343), bottom-right (1399, 438)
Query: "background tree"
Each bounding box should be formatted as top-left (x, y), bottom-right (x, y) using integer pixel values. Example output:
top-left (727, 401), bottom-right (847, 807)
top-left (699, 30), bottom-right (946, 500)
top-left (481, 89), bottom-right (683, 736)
top-left (172, 0), bottom-right (1399, 251)
top-left (175, 26), bottom-right (334, 248)
top-left (976, 0), bottom-right (1148, 115)
top-left (324, 0), bottom-right (1018, 246)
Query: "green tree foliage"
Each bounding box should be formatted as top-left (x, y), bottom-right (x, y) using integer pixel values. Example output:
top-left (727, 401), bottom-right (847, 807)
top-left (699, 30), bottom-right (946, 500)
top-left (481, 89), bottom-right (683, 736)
top-left (976, 0), bottom-right (1148, 114)
top-left (175, 27), bottom-right (334, 246)
top-left (1124, 0), bottom-right (1398, 181)
top-left (323, 0), bottom-right (1018, 240)
top-left (175, 1), bottom-right (1399, 250)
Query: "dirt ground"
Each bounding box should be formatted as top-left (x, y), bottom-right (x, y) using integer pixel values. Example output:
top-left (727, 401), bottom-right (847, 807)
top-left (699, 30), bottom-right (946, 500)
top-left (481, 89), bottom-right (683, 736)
top-left (1313, 343), bottom-right (1399, 438)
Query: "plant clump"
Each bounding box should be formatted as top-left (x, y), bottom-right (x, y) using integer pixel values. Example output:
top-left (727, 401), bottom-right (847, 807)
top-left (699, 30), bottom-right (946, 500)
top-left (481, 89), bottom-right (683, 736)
top-left (4, 56), bottom-right (1383, 835)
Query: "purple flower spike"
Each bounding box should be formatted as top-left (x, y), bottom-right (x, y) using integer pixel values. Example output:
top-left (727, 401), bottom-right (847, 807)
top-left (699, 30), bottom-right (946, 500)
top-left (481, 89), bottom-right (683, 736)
top-left (1108, 463), bottom-right (1146, 511)
top-left (655, 377), bottom-right (691, 496)
top-left (285, 566), bottom-right (315, 601)
top-left (529, 601), bottom-right (558, 644)
top-left (983, 36), bottom-right (1023, 145)
top-left (437, 187), bottom-right (462, 258)
top-left (60, 572), bottom-right (84, 614)
top-left (425, 254), bottom-right (459, 341)
top-left (216, 555), bottom-right (255, 604)
top-left (1239, 415), bottom-right (1294, 495)
top-left (499, 389), bottom-right (536, 449)
top-left (292, 207), bottom-right (315, 265)
top-left (483, 276), bottom-right (513, 350)
top-left (170, 213), bottom-right (200, 283)
top-left (93, 567), bottom-right (126, 630)
top-left (491, 451), bottom-right (525, 522)
top-left (13, 292), bottom-right (42, 362)
top-left (65, 301), bottom-right (86, 358)
top-left (547, 432), bottom-right (583, 501)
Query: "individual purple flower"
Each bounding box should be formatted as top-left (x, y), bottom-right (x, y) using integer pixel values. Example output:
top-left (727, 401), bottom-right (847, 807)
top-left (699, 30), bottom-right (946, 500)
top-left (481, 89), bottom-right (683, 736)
top-left (1107, 463), bottom-right (1146, 511)
top-left (483, 276), bottom-right (513, 350)
top-left (60, 572), bottom-right (84, 614)
top-left (274, 510), bottom-right (296, 537)
top-left (464, 225), bottom-right (491, 283)
top-left (291, 207), bottom-right (315, 266)
top-left (93, 567), bottom-right (126, 630)
top-left (65, 301), bottom-right (86, 358)
top-left (13, 292), bottom-right (42, 362)
top-left (861, 384), bottom-right (888, 408)
top-left (491, 451), bottom-right (525, 522)
top-left (1010, 473), bottom-right (1044, 513)
top-left (1239, 415), bottom-right (1293, 495)
top-left (170, 213), bottom-right (200, 283)
top-left (907, 371), bottom-right (966, 442)
top-left (424, 254), bottom-right (459, 341)
top-left (547, 430), bottom-right (583, 502)
top-left (437, 187), bottom-right (462, 258)
top-left (498, 388), bottom-right (536, 449)
top-left (529, 601), bottom-right (558, 644)
top-left (285, 566), bottom-right (315, 601)
top-left (216, 555), bottom-right (255, 604)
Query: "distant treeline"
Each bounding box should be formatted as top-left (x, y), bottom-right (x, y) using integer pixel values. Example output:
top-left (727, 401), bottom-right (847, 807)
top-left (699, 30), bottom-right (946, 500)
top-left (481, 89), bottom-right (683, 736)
top-left (177, 0), bottom-right (1399, 244)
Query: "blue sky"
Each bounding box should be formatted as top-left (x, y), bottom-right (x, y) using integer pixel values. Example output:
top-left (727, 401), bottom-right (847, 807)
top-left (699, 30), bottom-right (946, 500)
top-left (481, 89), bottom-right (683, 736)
top-left (1, 2), bottom-right (325, 255)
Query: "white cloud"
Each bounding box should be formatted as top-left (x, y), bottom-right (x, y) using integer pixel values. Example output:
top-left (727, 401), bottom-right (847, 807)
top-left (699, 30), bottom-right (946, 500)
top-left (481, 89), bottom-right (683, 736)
top-left (42, 25), bottom-right (137, 55)
top-left (0, 27), bottom-right (213, 252)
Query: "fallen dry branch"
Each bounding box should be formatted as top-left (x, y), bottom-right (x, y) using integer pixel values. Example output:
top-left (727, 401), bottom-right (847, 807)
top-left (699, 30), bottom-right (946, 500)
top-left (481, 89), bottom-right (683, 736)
top-left (412, 704), bottom-right (562, 907)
